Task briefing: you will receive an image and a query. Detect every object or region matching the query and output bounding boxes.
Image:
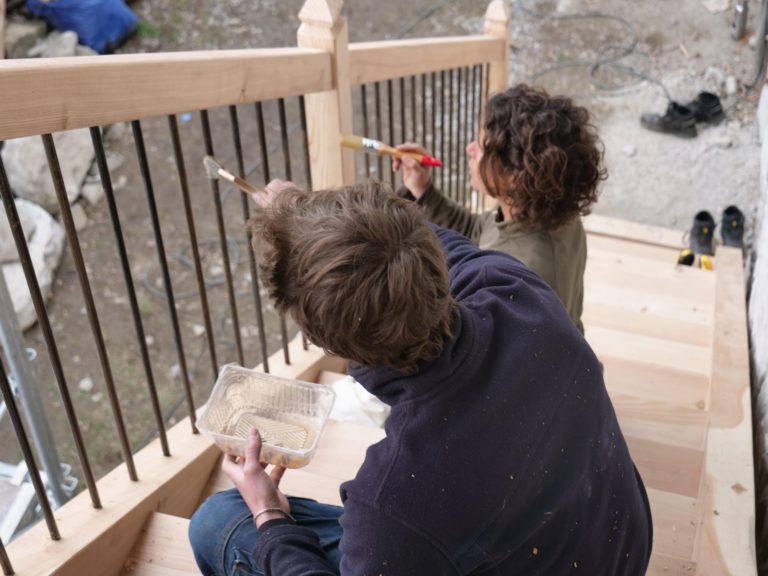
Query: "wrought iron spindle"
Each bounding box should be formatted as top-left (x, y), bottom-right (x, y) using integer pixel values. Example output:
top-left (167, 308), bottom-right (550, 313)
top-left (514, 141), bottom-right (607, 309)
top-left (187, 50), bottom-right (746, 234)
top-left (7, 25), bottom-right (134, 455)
top-left (131, 120), bottom-right (197, 432)
top-left (276, 98), bottom-right (294, 360)
top-left (200, 110), bottom-right (245, 366)
top-left (90, 127), bottom-right (170, 457)
top-left (298, 96), bottom-right (313, 351)
top-left (456, 67), bottom-right (466, 207)
top-left (229, 105), bottom-right (270, 372)
top-left (42, 134), bottom-right (138, 482)
top-left (0, 534), bottom-right (13, 576)
top-left (431, 72), bottom-right (436, 158)
top-left (360, 84), bottom-right (371, 177)
top-left (387, 79), bottom-right (395, 188)
top-left (374, 82), bottom-right (383, 180)
top-left (447, 69), bottom-right (455, 198)
top-left (168, 115), bottom-right (219, 378)
top-left (410, 76), bottom-right (417, 143)
top-left (0, 155), bottom-right (101, 508)
top-left (399, 77), bottom-right (406, 145)
top-left (421, 74), bottom-right (427, 147)
top-left (440, 70), bottom-right (446, 191)
top-left (254, 101), bottom-right (291, 365)
top-left (0, 356), bottom-right (60, 540)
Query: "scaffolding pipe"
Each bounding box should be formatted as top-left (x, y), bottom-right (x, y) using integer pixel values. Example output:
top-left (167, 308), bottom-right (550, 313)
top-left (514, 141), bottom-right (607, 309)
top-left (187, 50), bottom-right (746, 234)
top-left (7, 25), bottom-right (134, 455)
top-left (0, 270), bottom-right (67, 507)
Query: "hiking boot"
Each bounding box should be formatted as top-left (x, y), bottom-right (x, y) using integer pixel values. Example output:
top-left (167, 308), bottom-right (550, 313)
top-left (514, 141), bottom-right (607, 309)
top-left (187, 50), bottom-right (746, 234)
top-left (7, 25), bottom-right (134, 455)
top-left (689, 210), bottom-right (716, 256)
top-left (640, 102), bottom-right (697, 138)
top-left (721, 205), bottom-right (745, 247)
top-left (685, 91), bottom-right (724, 124)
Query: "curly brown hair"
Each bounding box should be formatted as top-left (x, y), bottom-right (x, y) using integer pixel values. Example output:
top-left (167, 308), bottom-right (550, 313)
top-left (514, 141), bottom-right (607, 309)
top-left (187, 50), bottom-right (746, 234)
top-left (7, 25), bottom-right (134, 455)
top-left (479, 84), bottom-right (607, 231)
top-left (248, 181), bottom-right (456, 373)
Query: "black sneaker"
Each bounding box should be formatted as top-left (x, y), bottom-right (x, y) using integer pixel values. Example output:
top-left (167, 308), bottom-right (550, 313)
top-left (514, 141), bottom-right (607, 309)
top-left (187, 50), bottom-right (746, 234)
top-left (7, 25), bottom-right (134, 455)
top-left (721, 205), bottom-right (745, 247)
top-left (685, 91), bottom-right (724, 124)
top-left (640, 102), bottom-right (697, 138)
top-left (689, 210), bottom-right (716, 256)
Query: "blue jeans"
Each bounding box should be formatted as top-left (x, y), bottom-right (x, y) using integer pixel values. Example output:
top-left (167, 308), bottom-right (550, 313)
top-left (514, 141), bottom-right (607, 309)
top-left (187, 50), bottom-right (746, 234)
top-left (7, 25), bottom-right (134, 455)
top-left (188, 489), bottom-right (344, 576)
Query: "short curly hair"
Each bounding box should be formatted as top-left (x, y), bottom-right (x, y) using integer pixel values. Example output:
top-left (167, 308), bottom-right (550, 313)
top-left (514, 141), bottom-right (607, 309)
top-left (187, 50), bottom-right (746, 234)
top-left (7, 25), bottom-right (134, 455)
top-left (479, 84), bottom-right (607, 231)
top-left (248, 181), bottom-right (456, 373)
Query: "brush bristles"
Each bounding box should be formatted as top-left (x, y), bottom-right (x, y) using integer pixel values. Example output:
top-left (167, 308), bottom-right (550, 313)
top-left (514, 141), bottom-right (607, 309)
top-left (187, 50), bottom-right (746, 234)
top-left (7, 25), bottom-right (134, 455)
top-left (203, 155), bottom-right (223, 180)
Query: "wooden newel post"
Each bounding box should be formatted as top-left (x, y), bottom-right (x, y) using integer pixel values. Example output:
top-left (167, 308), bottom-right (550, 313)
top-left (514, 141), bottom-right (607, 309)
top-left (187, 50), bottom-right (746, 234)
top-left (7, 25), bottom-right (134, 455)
top-left (484, 0), bottom-right (511, 98)
top-left (297, 0), bottom-right (356, 189)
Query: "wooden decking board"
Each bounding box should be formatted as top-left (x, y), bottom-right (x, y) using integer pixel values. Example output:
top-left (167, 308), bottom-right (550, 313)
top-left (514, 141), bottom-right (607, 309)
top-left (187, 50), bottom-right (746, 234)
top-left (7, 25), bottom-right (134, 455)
top-left (589, 325), bottom-right (711, 378)
top-left (625, 435), bottom-right (705, 499)
top-left (123, 513), bottom-right (197, 575)
top-left (612, 400), bottom-right (708, 451)
top-left (645, 488), bottom-right (701, 561)
top-left (586, 232), bottom-right (685, 263)
top-left (585, 281), bottom-right (714, 327)
top-left (584, 302), bottom-right (712, 348)
top-left (601, 357), bottom-right (710, 411)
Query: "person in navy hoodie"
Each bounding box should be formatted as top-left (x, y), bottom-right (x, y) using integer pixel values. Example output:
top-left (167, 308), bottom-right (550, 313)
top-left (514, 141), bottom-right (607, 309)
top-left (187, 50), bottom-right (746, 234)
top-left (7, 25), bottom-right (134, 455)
top-left (189, 180), bottom-right (653, 575)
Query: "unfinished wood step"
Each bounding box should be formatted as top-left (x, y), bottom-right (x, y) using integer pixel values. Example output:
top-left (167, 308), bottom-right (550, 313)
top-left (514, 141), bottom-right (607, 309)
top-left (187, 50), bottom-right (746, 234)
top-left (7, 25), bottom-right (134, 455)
top-left (198, 420), bottom-right (386, 509)
top-left (122, 512), bottom-right (196, 576)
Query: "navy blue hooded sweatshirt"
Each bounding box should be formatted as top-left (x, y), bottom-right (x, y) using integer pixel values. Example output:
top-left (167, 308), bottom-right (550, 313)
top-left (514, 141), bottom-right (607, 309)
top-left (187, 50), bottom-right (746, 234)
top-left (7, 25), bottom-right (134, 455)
top-left (254, 225), bottom-right (652, 575)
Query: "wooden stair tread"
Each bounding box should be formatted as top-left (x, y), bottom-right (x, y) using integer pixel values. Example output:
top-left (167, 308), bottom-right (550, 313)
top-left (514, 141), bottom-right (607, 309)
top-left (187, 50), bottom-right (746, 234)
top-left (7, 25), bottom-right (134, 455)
top-left (199, 420), bottom-right (385, 508)
top-left (122, 513), bottom-right (196, 575)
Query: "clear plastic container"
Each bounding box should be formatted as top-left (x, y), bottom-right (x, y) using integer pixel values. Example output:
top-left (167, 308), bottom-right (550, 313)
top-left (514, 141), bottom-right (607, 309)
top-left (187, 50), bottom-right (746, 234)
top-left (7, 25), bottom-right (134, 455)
top-left (197, 364), bottom-right (336, 468)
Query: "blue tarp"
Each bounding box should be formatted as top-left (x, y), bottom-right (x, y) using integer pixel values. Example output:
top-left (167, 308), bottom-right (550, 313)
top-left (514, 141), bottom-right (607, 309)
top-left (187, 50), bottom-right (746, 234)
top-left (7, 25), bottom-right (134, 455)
top-left (26, 0), bottom-right (139, 54)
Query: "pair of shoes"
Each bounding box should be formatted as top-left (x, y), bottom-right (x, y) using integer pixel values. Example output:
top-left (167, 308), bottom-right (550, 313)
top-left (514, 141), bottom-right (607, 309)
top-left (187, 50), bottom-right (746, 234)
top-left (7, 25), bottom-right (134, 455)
top-left (688, 205), bottom-right (745, 256)
top-left (640, 92), bottom-right (724, 138)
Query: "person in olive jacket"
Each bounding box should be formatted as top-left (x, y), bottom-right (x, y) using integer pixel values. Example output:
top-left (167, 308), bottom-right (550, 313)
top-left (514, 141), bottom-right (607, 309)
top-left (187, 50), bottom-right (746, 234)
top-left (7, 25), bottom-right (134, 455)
top-left (395, 84), bottom-right (607, 333)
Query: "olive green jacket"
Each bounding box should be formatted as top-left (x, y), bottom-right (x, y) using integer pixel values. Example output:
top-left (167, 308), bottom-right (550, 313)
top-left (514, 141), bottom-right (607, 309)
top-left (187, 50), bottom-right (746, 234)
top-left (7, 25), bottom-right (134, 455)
top-left (404, 184), bottom-right (586, 333)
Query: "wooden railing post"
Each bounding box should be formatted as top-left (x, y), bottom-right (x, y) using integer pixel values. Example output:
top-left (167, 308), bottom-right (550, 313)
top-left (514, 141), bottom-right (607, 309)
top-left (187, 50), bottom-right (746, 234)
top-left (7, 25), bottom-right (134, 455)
top-left (484, 0), bottom-right (511, 97)
top-left (297, 0), bottom-right (356, 188)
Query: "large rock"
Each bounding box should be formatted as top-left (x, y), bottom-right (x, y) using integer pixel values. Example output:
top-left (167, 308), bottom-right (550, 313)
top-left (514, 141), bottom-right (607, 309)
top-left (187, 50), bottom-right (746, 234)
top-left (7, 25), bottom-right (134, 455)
top-left (4, 20), bottom-right (47, 59)
top-left (0, 200), bottom-right (66, 331)
top-left (28, 30), bottom-right (79, 58)
top-left (1, 130), bottom-right (94, 213)
top-left (0, 202), bottom-right (35, 263)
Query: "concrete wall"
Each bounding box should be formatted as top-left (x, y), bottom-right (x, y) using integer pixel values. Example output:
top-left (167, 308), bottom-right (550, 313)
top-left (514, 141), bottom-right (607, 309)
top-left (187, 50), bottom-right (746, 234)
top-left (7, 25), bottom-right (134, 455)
top-left (753, 89), bottom-right (768, 574)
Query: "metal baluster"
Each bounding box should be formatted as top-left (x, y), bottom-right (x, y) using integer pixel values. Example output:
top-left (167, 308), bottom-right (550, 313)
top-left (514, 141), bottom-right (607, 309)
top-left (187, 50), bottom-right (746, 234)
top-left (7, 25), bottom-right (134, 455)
top-left (254, 102), bottom-right (273, 371)
top-left (440, 70), bottom-right (446, 191)
top-left (360, 84), bottom-right (371, 177)
top-left (298, 96), bottom-right (313, 351)
top-left (456, 68), bottom-right (466, 207)
top-left (168, 115), bottom-right (218, 378)
top-left (399, 77), bottom-right (406, 145)
top-left (387, 79), bottom-right (395, 188)
top-left (200, 110), bottom-right (244, 366)
top-left (431, 72), bottom-right (436, 160)
top-left (42, 134), bottom-right (138, 481)
top-left (420, 74), bottom-right (427, 147)
top-left (448, 69), bottom-right (455, 199)
top-left (131, 120), bottom-right (197, 432)
top-left (463, 66), bottom-right (472, 206)
top-left (90, 127), bottom-right (169, 457)
top-left (0, 535), bottom-right (13, 576)
top-left (276, 99), bottom-right (295, 361)
top-left (230, 106), bottom-right (271, 371)
top-left (0, 154), bottom-right (101, 508)
top-left (375, 82), bottom-right (383, 180)
top-left (410, 76), bottom-right (417, 143)
top-left (0, 356), bottom-right (60, 540)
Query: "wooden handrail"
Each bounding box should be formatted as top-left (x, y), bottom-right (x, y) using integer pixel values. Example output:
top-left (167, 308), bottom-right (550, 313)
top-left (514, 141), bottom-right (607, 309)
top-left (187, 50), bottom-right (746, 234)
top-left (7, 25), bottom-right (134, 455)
top-left (348, 36), bottom-right (504, 85)
top-left (0, 48), bottom-right (332, 141)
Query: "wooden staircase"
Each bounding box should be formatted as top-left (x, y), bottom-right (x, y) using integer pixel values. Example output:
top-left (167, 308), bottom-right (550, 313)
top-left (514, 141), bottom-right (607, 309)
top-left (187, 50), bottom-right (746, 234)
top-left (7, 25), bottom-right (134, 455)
top-left (121, 215), bottom-right (756, 575)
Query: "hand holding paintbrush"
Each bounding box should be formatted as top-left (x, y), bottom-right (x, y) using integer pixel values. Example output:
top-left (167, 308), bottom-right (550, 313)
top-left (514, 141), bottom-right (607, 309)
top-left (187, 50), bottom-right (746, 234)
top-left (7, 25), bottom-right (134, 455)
top-left (341, 135), bottom-right (442, 167)
top-left (203, 155), bottom-right (291, 207)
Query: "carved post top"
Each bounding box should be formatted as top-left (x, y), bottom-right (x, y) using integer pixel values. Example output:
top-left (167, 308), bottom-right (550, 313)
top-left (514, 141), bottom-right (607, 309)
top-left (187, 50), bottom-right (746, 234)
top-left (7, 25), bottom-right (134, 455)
top-left (299, 0), bottom-right (344, 28)
top-left (484, 0), bottom-right (510, 33)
